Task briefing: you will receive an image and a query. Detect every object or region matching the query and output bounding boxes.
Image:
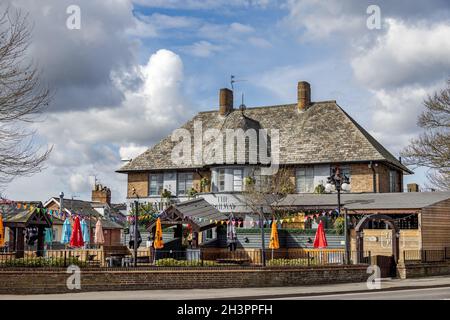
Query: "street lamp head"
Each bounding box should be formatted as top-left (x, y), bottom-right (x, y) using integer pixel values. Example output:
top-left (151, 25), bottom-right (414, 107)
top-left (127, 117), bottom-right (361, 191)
top-left (341, 182), bottom-right (350, 192)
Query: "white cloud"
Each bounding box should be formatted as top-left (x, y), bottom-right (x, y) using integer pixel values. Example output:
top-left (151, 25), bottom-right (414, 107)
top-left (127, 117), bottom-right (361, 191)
top-left (181, 41), bottom-right (224, 57)
top-left (69, 173), bottom-right (92, 193)
top-left (349, 18), bottom-right (450, 154)
top-left (368, 84), bottom-right (439, 153)
top-left (280, 0), bottom-right (365, 41)
top-left (352, 19), bottom-right (450, 89)
top-left (248, 36), bottom-right (272, 48)
top-left (7, 49), bottom-right (191, 202)
top-left (119, 144), bottom-right (149, 161)
top-left (132, 0), bottom-right (273, 10)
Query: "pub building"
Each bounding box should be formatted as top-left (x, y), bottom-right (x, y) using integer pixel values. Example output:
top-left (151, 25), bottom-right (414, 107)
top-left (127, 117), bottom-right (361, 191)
top-left (117, 81), bottom-right (450, 256)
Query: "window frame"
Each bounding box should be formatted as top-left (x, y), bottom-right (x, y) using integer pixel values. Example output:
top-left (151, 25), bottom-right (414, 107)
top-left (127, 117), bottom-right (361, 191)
top-left (149, 173), bottom-right (164, 196)
top-left (232, 168), bottom-right (244, 191)
top-left (217, 169), bottom-right (226, 192)
top-left (177, 172), bottom-right (194, 196)
top-left (389, 170), bottom-right (397, 192)
top-left (296, 166), bottom-right (315, 193)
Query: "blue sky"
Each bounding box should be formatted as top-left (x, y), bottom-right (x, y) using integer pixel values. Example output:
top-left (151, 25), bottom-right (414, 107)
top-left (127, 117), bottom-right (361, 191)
top-left (3, 0), bottom-right (450, 203)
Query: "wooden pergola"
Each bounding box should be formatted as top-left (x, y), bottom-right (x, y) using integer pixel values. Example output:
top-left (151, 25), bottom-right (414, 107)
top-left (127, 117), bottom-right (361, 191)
top-left (147, 198), bottom-right (227, 248)
top-left (1, 203), bottom-right (52, 258)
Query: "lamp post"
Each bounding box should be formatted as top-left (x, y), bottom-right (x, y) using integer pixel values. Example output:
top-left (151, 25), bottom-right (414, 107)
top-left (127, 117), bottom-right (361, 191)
top-left (325, 167), bottom-right (351, 264)
top-left (132, 188), bottom-right (139, 267)
top-left (259, 206), bottom-right (266, 267)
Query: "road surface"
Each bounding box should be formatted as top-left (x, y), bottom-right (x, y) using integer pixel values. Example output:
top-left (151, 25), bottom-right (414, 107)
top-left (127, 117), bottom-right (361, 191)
top-left (1, 276), bottom-right (450, 300)
top-left (272, 286), bottom-right (450, 300)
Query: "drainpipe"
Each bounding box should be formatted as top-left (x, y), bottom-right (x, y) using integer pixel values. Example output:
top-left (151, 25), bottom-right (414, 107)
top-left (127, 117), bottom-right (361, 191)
top-left (369, 161), bottom-right (377, 193)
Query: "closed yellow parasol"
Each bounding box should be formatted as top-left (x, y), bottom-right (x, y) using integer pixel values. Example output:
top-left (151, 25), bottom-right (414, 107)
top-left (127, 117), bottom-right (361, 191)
top-left (0, 214), bottom-right (4, 247)
top-left (153, 218), bottom-right (164, 249)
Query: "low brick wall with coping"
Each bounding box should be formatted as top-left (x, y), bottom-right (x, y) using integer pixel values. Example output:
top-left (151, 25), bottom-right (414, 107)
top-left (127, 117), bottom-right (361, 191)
top-left (397, 261), bottom-right (450, 279)
top-left (0, 265), bottom-right (369, 295)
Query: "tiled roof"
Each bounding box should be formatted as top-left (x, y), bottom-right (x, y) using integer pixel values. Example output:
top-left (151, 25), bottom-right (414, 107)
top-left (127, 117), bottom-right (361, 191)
top-left (275, 192), bottom-right (450, 210)
top-left (117, 101), bottom-right (411, 173)
top-left (48, 198), bottom-right (124, 229)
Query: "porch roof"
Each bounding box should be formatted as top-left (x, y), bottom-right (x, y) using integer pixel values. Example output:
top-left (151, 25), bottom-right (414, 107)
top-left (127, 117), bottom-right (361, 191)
top-left (275, 192), bottom-right (450, 211)
top-left (148, 197), bottom-right (227, 232)
top-left (1, 202), bottom-right (53, 228)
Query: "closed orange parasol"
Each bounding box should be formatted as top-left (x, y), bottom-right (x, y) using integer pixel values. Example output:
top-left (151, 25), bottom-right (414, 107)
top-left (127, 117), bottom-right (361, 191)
top-left (269, 219), bottom-right (279, 249)
top-left (0, 214), bottom-right (5, 247)
top-left (153, 218), bottom-right (164, 249)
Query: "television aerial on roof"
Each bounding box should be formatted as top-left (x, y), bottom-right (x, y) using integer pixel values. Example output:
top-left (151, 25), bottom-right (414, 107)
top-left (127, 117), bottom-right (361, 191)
top-left (230, 75), bottom-right (247, 91)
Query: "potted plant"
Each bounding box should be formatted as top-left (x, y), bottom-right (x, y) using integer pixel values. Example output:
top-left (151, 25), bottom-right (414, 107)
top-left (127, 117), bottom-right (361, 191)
top-left (244, 176), bottom-right (255, 186)
top-left (314, 184), bottom-right (326, 194)
top-left (200, 177), bottom-right (210, 192)
top-left (187, 187), bottom-right (198, 199)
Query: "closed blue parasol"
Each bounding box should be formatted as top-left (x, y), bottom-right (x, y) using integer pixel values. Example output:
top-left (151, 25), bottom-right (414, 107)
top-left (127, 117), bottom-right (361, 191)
top-left (44, 228), bottom-right (53, 244)
top-left (81, 219), bottom-right (90, 244)
top-left (60, 218), bottom-right (71, 244)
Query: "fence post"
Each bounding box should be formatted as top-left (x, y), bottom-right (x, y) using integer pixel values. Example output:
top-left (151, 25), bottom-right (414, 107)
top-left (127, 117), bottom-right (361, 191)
top-left (307, 252), bottom-right (310, 267)
top-left (64, 250), bottom-right (67, 267)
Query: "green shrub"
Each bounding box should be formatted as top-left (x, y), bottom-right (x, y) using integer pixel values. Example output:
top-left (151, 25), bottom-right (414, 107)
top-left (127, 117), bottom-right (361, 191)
top-left (155, 258), bottom-right (219, 267)
top-left (0, 256), bottom-right (88, 268)
top-left (267, 258), bottom-right (317, 266)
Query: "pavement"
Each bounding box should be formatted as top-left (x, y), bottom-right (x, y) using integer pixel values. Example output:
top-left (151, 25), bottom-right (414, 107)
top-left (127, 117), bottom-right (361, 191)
top-left (1, 276), bottom-right (450, 300)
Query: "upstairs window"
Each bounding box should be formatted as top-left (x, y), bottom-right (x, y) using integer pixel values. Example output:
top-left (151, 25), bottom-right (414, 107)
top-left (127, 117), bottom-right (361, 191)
top-left (149, 173), bottom-right (164, 196)
top-left (389, 170), bottom-right (397, 192)
top-left (233, 169), bottom-right (243, 191)
top-left (177, 172), bottom-right (193, 196)
top-left (252, 168), bottom-right (272, 192)
top-left (218, 169), bottom-right (226, 192)
top-left (296, 167), bottom-right (314, 193)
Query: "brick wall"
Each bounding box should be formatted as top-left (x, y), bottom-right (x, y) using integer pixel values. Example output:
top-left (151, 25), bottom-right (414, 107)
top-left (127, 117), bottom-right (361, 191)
top-left (0, 265), bottom-right (369, 295)
top-left (349, 163), bottom-right (375, 192)
top-left (127, 172), bottom-right (149, 198)
top-left (397, 261), bottom-right (450, 279)
top-left (348, 163), bottom-right (402, 193)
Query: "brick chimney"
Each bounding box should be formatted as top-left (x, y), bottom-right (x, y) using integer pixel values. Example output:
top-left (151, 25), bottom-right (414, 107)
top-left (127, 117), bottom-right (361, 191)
top-left (92, 183), bottom-right (111, 205)
top-left (297, 81), bottom-right (311, 112)
top-left (219, 88), bottom-right (233, 116)
top-left (407, 183), bottom-right (420, 192)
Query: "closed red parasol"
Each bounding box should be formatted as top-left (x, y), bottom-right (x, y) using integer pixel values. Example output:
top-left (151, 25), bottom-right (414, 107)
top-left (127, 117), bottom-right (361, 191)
top-left (313, 220), bottom-right (328, 248)
top-left (70, 216), bottom-right (84, 248)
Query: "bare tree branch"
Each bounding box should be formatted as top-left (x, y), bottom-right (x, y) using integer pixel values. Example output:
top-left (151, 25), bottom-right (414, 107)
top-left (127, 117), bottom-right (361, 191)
top-left (0, 6), bottom-right (52, 190)
top-left (401, 79), bottom-right (450, 190)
